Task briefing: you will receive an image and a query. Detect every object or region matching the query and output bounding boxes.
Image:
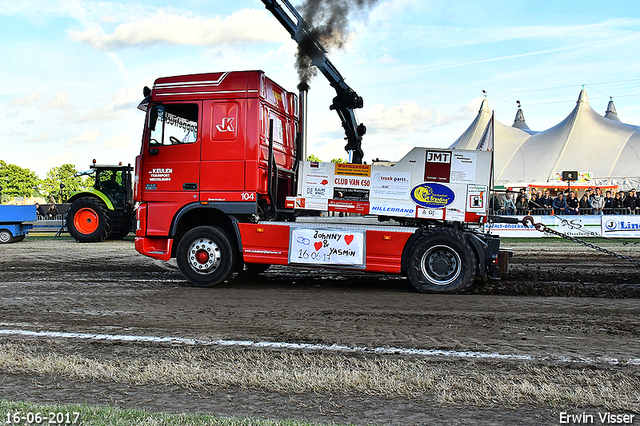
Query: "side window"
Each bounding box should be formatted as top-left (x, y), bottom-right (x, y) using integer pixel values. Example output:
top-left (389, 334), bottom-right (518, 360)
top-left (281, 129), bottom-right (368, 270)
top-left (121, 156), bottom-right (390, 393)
top-left (148, 103), bottom-right (199, 146)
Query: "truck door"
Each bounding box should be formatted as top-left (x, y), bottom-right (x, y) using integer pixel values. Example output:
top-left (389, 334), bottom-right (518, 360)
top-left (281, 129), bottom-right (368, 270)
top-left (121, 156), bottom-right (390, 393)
top-left (200, 100), bottom-right (246, 201)
top-left (141, 102), bottom-right (201, 204)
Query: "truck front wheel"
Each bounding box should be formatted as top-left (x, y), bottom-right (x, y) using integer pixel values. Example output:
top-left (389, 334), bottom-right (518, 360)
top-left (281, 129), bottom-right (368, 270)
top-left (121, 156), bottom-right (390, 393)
top-left (176, 226), bottom-right (236, 287)
top-left (407, 228), bottom-right (476, 294)
top-left (66, 198), bottom-right (111, 242)
top-left (0, 229), bottom-right (13, 244)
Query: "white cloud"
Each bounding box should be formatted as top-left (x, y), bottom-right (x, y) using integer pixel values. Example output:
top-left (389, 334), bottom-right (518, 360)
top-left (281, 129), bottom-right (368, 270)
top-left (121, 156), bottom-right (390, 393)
top-left (43, 91), bottom-right (70, 111)
top-left (106, 51), bottom-right (128, 79)
top-left (9, 91), bottom-right (42, 107)
top-left (102, 134), bottom-right (132, 150)
top-left (26, 151), bottom-right (82, 178)
top-left (25, 132), bottom-right (56, 143)
top-left (79, 86), bottom-right (139, 122)
top-left (66, 129), bottom-right (100, 146)
top-left (363, 101), bottom-right (436, 133)
top-left (68, 8), bottom-right (289, 50)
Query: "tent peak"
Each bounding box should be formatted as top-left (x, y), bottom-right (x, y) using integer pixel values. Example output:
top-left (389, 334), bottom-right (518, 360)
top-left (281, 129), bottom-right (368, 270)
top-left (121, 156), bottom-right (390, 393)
top-left (577, 88), bottom-right (589, 104)
top-left (479, 98), bottom-right (490, 113)
top-left (512, 100), bottom-right (531, 130)
top-left (605, 97), bottom-right (621, 122)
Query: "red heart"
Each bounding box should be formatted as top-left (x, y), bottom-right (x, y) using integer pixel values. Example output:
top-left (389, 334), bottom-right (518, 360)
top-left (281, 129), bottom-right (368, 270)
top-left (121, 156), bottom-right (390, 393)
top-left (344, 235), bottom-right (354, 245)
top-left (314, 242), bottom-right (323, 251)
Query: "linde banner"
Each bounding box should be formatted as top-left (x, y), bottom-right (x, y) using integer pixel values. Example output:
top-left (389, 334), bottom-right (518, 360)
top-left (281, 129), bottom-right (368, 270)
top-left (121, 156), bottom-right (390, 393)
top-left (486, 215), bottom-right (640, 238)
top-left (602, 216), bottom-right (640, 238)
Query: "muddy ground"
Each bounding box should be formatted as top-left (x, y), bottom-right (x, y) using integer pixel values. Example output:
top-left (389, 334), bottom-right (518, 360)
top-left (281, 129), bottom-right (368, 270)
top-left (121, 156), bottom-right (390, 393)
top-left (1, 237), bottom-right (639, 425)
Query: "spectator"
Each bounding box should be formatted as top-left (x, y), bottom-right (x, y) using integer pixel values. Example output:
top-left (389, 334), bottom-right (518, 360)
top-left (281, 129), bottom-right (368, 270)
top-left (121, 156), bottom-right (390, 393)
top-left (489, 193), bottom-right (500, 214)
top-left (590, 188), bottom-right (605, 215)
top-left (624, 189), bottom-right (639, 214)
top-left (35, 203), bottom-right (45, 218)
top-left (604, 190), bottom-right (614, 215)
top-left (579, 194), bottom-right (591, 215)
top-left (613, 192), bottom-right (624, 214)
top-left (519, 188), bottom-right (530, 202)
top-left (516, 194), bottom-right (528, 215)
top-left (501, 190), bottom-right (516, 215)
top-left (539, 190), bottom-right (553, 214)
top-left (585, 187), bottom-right (594, 201)
top-left (46, 204), bottom-right (59, 219)
top-left (528, 193), bottom-right (543, 215)
top-left (553, 193), bottom-right (567, 215)
top-left (566, 191), bottom-right (580, 215)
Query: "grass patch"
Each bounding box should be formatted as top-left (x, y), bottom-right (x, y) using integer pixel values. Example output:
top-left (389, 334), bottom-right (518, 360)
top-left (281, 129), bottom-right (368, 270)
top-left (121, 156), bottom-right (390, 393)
top-left (0, 399), bottom-right (332, 426)
top-left (1, 340), bottom-right (639, 411)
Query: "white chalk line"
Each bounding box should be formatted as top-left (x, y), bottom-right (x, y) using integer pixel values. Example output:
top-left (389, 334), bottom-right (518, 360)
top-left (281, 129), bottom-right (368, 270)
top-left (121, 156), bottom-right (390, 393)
top-left (0, 327), bottom-right (638, 366)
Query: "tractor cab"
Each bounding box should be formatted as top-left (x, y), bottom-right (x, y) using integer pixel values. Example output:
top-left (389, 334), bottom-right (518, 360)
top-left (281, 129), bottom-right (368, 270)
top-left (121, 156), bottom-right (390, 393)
top-left (67, 160), bottom-right (135, 242)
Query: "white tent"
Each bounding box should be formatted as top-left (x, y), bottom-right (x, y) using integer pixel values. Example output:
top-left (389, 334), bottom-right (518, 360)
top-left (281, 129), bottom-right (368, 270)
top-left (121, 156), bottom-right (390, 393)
top-left (451, 90), bottom-right (640, 190)
top-left (449, 98), bottom-right (532, 184)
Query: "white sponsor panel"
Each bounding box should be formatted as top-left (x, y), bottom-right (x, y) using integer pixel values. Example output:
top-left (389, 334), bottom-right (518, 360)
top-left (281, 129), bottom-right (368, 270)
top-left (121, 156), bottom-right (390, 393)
top-left (300, 162), bottom-right (334, 199)
top-left (426, 151), bottom-right (452, 163)
top-left (298, 198), bottom-right (328, 211)
top-left (486, 221), bottom-right (544, 238)
top-left (416, 207), bottom-right (445, 220)
top-left (486, 215), bottom-right (608, 238)
top-left (302, 172), bottom-right (332, 199)
top-left (602, 215), bottom-right (640, 238)
top-left (369, 202), bottom-right (416, 218)
top-left (555, 216), bottom-right (601, 237)
top-left (467, 184), bottom-right (487, 213)
top-left (333, 176), bottom-right (371, 188)
top-left (450, 152), bottom-right (477, 184)
top-left (303, 185), bottom-right (330, 198)
top-left (445, 208), bottom-right (465, 222)
top-left (289, 228), bottom-right (364, 266)
top-left (371, 171), bottom-right (411, 199)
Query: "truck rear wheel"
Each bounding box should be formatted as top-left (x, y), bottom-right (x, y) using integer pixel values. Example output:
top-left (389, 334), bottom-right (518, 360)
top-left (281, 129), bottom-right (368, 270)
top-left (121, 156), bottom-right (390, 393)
top-left (406, 228), bottom-right (476, 294)
top-left (0, 229), bottom-right (13, 244)
top-left (176, 226), bottom-right (236, 287)
top-left (66, 198), bottom-right (111, 242)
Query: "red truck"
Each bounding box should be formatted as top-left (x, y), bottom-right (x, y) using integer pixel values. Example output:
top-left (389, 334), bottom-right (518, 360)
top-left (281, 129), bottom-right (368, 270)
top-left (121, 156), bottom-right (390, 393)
top-left (133, 0), bottom-right (503, 293)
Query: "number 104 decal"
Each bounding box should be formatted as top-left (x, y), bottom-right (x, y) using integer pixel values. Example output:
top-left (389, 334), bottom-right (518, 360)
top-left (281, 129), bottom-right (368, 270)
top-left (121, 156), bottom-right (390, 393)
top-left (289, 228), bottom-right (364, 267)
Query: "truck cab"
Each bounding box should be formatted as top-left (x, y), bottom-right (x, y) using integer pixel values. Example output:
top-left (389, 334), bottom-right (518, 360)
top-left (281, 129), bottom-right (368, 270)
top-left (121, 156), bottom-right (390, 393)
top-left (135, 71), bottom-right (299, 261)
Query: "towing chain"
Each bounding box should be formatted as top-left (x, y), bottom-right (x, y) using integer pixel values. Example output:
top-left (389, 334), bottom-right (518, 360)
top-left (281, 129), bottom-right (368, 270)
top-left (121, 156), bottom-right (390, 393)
top-left (521, 215), bottom-right (640, 267)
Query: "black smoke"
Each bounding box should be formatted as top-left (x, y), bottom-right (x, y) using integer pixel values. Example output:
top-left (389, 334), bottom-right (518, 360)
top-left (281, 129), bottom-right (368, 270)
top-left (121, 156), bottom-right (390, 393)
top-left (295, 0), bottom-right (380, 87)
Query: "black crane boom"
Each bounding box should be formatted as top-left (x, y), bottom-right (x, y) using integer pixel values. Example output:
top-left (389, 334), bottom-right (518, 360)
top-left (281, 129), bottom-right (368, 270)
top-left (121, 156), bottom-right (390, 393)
top-left (261, 0), bottom-right (366, 164)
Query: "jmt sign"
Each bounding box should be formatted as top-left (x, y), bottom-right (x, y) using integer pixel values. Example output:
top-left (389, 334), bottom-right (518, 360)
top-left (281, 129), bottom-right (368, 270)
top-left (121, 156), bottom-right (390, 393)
top-left (425, 151), bottom-right (452, 183)
top-left (426, 151), bottom-right (451, 163)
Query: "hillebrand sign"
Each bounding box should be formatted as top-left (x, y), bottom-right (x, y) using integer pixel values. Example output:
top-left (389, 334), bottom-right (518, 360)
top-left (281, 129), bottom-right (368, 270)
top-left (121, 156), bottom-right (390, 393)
top-left (410, 183), bottom-right (455, 209)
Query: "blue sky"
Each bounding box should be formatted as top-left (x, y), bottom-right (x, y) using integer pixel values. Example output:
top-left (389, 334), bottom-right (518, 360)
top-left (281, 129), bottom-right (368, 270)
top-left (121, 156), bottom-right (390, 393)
top-left (1, 0), bottom-right (639, 178)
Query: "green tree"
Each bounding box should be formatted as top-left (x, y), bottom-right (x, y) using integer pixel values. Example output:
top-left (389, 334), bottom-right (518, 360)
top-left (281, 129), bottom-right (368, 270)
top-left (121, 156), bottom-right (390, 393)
top-left (331, 158), bottom-right (347, 163)
top-left (306, 154), bottom-right (322, 162)
top-left (41, 164), bottom-right (92, 203)
top-left (0, 160), bottom-right (41, 203)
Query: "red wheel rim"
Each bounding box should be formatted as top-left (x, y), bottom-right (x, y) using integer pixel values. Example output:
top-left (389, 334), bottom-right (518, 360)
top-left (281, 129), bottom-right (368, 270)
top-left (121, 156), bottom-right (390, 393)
top-left (195, 250), bottom-right (209, 264)
top-left (74, 207), bottom-right (99, 234)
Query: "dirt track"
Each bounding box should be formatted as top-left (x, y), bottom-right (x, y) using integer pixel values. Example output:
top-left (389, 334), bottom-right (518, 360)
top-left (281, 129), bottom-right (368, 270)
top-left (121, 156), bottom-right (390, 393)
top-left (1, 237), bottom-right (639, 424)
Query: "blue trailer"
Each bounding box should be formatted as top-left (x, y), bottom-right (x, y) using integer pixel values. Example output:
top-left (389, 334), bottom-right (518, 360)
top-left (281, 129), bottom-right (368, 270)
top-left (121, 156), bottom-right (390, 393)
top-left (0, 205), bottom-right (37, 243)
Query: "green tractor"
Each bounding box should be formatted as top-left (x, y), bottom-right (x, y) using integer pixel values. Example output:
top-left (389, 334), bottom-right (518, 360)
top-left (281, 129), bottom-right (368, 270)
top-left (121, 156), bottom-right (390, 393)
top-left (66, 161), bottom-right (134, 242)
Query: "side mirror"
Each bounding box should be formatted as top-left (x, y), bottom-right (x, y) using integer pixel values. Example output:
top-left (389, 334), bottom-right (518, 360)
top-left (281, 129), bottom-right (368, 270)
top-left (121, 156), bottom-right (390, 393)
top-left (149, 107), bottom-right (159, 132)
